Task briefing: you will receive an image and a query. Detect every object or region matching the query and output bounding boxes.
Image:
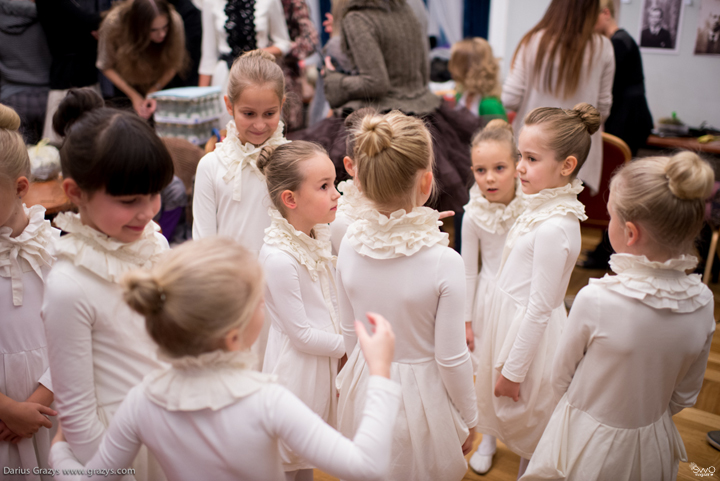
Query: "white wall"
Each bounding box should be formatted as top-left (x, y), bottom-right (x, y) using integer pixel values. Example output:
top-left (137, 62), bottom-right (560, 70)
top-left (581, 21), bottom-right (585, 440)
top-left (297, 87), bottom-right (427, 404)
top-left (495, 0), bottom-right (720, 128)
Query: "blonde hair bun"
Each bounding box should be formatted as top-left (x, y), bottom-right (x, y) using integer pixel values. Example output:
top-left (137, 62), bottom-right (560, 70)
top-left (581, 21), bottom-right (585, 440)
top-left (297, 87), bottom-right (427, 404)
top-left (123, 271), bottom-right (165, 317)
top-left (483, 118), bottom-right (514, 135)
top-left (0, 104), bottom-right (21, 131)
top-left (356, 115), bottom-right (395, 157)
top-left (572, 102), bottom-right (601, 135)
top-left (240, 49), bottom-right (277, 62)
top-left (665, 151), bottom-right (715, 201)
top-left (256, 144), bottom-right (279, 175)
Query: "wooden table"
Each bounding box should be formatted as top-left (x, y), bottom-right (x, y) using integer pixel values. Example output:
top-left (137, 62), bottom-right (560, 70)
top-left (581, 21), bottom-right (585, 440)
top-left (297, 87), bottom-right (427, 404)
top-left (647, 134), bottom-right (720, 155)
top-left (25, 178), bottom-right (73, 215)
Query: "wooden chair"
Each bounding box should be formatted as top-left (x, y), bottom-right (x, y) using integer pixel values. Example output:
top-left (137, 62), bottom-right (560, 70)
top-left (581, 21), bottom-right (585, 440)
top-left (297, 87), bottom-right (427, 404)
top-left (703, 230), bottom-right (719, 285)
top-left (161, 137), bottom-right (205, 226)
top-left (578, 132), bottom-right (632, 228)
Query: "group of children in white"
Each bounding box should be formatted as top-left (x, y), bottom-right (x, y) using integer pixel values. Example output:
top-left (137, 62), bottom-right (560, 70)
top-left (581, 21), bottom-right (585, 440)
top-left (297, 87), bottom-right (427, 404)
top-left (0, 48), bottom-right (715, 481)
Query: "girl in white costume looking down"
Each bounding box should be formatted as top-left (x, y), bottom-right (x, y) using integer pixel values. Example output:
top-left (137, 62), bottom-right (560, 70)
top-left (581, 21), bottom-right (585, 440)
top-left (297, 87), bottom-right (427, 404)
top-left (522, 152), bottom-right (715, 481)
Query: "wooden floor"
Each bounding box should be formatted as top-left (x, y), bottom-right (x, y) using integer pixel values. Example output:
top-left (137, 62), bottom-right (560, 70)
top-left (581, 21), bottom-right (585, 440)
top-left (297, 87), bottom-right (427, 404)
top-left (315, 227), bottom-right (720, 480)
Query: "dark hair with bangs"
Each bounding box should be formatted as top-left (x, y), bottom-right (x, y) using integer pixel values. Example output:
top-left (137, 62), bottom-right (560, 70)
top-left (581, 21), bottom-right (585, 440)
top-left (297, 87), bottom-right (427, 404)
top-left (56, 89), bottom-right (174, 196)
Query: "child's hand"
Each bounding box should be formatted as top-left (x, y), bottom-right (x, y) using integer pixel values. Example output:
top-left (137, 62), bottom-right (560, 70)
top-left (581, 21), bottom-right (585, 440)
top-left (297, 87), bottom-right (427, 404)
top-left (1, 401), bottom-right (56, 438)
top-left (462, 427), bottom-right (476, 455)
top-left (323, 13), bottom-right (333, 34)
top-left (465, 322), bottom-right (475, 352)
top-left (52, 423), bottom-right (66, 446)
top-left (355, 312), bottom-right (395, 379)
top-left (494, 374), bottom-right (520, 402)
top-left (438, 211), bottom-right (455, 220)
top-left (0, 421), bottom-right (21, 444)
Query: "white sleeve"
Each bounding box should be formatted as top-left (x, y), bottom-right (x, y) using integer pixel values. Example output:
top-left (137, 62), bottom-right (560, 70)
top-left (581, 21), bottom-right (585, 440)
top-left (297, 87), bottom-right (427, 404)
top-left (500, 42), bottom-right (529, 112)
top-left (460, 215), bottom-right (480, 324)
top-left (434, 249), bottom-right (478, 428)
top-left (38, 367), bottom-right (52, 393)
top-left (263, 251), bottom-right (345, 358)
top-left (336, 251), bottom-right (358, 356)
top-left (669, 312), bottom-right (715, 415)
top-left (199, 1), bottom-right (219, 76)
top-left (192, 154), bottom-right (219, 240)
top-left (597, 36), bottom-right (615, 121)
top-left (42, 272), bottom-right (107, 463)
top-left (502, 222), bottom-right (572, 383)
top-left (267, 0), bottom-right (292, 55)
top-left (269, 376), bottom-right (401, 481)
top-left (49, 387), bottom-right (144, 481)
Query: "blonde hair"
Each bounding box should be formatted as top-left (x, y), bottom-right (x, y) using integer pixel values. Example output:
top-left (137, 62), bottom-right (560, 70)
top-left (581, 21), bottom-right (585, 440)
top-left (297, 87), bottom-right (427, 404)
top-left (0, 104), bottom-right (31, 186)
top-left (227, 49), bottom-right (285, 106)
top-left (471, 119), bottom-right (519, 161)
top-left (353, 110), bottom-right (434, 212)
top-left (600, 0), bottom-right (615, 18)
top-left (257, 140), bottom-right (328, 215)
top-left (122, 237), bottom-right (264, 358)
top-left (610, 152), bottom-right (714, 256)
top-left (523, 102), bottom-right (600, 176)
top-left (449, 38), bottom-right (502, 98)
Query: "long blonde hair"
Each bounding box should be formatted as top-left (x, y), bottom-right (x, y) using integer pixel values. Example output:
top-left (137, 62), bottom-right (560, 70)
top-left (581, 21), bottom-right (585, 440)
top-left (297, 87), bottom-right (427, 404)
top-left (0, 104), bottom-right (30, 186)
top-left (449, 38), bottom-right (501, 99)
top-left (122, 238), bottom-right (264, 358)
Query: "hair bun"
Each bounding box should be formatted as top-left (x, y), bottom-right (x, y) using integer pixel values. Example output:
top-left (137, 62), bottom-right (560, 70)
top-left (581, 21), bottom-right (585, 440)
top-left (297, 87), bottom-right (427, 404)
top-left (53, 88), bottom-right (105, 137)
top-left (240, 49), bottom-right (277, 63)
top-left (257, 144), bottom-right (280, 175)
top-left (572, 102), bottom-right (601, 135)
top-left (122, 270), bottom-right (166, 317)
top-left (665, 151), bottom-right (715, 201)
top-left (0, 104), bottom-right (21, 131)
top-left (483, 118), bottom-right (514, 135)
top-left (356, 115), bottom-right (393, 157)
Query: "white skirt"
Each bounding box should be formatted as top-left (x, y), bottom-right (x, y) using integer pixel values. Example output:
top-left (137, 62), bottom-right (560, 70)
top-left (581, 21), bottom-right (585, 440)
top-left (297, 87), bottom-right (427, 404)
top-left (337, 347), bottom-right (470, 481)
top-left (475, 284), bottom-right (565, 459)
top-left (470, 268), bottom-right (495, 369)
top-left (521, 394), bottom-right (686, 480)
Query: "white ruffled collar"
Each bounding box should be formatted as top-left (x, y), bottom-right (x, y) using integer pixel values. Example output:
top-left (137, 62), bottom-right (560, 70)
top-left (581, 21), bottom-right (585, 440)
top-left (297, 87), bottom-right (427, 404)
top-left (336, 180), bottom-right (371, 222)
top-left (345, 206), bottom-right (449, 259)
top-left (463, 180), bottom-right (526, 235)
top-left (0, 204), bottom-right (59, 306)
top-left (144, 350), bottom-right (274, 411)
top-left (216, 120), bottom-right (290, 202)
top-left (54, 212), bottom-right (167, 283)
top-left (590, 253), bottom-right (712, 313)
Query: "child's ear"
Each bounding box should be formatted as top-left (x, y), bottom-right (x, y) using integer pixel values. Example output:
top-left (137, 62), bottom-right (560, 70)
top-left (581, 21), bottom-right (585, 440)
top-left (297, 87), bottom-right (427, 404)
top-left (420, 170), bottom-right (434, 196)
top-left (223, 327), bottom-right (242, 351)
top-left (62, 178), bottom-right (87, 206)
top-left (280, 190), bottom-right (298, 210)
top-left (15, 176), bottom-right (30, 198)
top-left (224, 95), bottom-right (234, 117)
top-left (561, 155), bottom-right (578, 177)
top-left (625, 221), bottom-right (640, 247)
top-left (343, 156), bottom-right (356, 178)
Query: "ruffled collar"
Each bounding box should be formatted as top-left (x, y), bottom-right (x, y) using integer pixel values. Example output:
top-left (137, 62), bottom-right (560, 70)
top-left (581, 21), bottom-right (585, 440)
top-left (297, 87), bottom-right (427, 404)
top-left (216, 120), bottom-right (290, 202)
top-left (144, 350), bottom-right (275, 411)
top-left (0, 204), bottom-right (59, 306)
top-left (54, 212), bottom-right (167, 283)
top-left (263, 208), bottom-right (335, 281)
top-left (336, 179), bottom-right (370, 222)
top-left (345, 206), bottom-right (449, 259)
top-left (463, 181), bottom-right (526, 235)
top-left (590, 253), bottom-right (712, 313)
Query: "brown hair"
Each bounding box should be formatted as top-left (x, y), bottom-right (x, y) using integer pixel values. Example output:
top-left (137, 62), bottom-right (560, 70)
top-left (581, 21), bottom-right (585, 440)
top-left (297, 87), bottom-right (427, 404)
top-left (227, 49), bottom-right (285, 106)
top-left (610, 152), bottom-right (715, 256)
top-left (511, 0), bottom-right (601, 98)
top-left (523, 102), bottom-right (600, 176)
top-left (122, 237), bottom-right (264, 358)
top-left (101, 0), bottom-right (187, 95)
top-left (449, 38), bottom-right (501, 99)
top-left (471, 119), bottom-right (519, 160)
top-left (257, 140), bottom-right (328, 215)
top-left (0, 104), bottom-right (30, 186)
top-left (353, 110), bottom-right (434, 212)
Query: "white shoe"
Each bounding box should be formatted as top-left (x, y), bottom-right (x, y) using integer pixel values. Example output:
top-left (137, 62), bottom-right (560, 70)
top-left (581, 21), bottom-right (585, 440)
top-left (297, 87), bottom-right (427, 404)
top-left (469, 449), bottom-right (495, 475)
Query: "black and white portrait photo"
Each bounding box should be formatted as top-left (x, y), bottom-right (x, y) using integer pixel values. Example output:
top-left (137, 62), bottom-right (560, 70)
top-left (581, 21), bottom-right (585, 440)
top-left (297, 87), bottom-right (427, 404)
top-left (694, 0), bottom-right (720, 55)
top-left (639, 0), bottom-right (684, 53)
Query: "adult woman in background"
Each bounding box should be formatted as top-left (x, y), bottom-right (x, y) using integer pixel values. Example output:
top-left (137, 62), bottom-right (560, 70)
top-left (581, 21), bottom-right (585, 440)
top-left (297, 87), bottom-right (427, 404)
top-left (97, 0), bottom-right (187, 119)
top-left (502, 0), bottom-right (614, 195)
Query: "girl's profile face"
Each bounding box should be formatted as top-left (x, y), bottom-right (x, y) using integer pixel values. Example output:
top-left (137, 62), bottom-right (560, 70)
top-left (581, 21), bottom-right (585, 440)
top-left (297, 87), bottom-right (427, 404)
top-left (80, 189), bottom-right (161, 243)
top-left (149, 14), bottom-right (170, 43)
top-left (225, 85), bottom-right (283, 146)
top-left (517, 125), bottom-right (569, 195)
top-left (471, 140), bottom-right (517, 206)
top-left (292, 153), bottom-right (340, 227)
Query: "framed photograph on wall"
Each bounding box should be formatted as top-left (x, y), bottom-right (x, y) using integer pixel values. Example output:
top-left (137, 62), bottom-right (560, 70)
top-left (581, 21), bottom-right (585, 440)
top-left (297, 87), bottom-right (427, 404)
top-left (639, 0), bottom-right (684, 53)
top-left (694, 0), bottom-right (720, 55)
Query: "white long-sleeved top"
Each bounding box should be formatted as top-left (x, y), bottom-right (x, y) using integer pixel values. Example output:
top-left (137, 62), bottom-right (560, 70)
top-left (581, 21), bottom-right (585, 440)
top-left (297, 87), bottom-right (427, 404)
top-left (502, 32), bottom-right (615, 193)
top-left (42, 213), bottom-right (167, 481)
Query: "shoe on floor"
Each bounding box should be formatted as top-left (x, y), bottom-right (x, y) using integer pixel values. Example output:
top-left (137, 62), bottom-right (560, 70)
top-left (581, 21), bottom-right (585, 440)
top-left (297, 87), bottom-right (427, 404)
top-left (708, 431), bottom-right (720, 451)
top-left (469, 449), bottom-right (495, 475)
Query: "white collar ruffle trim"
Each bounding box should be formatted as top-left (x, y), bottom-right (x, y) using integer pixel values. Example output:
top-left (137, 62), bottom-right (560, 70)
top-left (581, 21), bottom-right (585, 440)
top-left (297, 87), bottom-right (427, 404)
top-left (216, 120), bottom-right (290, 202)
top-left (0, 204), bottom-right (59, 306)
top-left (346, 206), bottom-right (449, 259)
top-left (54, 212), bottom-right (167, 283)
top-left (336, 180), bottom-right (371, 222)
top-left (463, 180), bottom-right (526, 235)
top-left (590, 253), bottom-right (712, 313)
top-left (144, 350), bottom-right (275, 411)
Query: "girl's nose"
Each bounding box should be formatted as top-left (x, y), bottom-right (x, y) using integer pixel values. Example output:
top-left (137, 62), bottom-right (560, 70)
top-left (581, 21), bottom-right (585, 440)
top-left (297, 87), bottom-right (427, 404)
top-left (331, 187), bottom-right (341, 200)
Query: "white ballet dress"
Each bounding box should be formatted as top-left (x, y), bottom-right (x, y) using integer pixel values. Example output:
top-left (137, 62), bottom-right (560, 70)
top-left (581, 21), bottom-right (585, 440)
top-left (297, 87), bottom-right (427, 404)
top-left (0, 205), bottom-right (59, 481)
top-left (42, 213), bottom-right (168, 481)
top-left (336, 207), bottom-right (479, 481)
top-left (329, 180), bottom-right (371, 255)
top-left (475, 179), bottom-right (586, 459)
top-left (461, 182), bottom-right (525, 363)
top-left (522, 254), bottom-right (715, 481)
top-left (260, 209), bottom-right (345, 471)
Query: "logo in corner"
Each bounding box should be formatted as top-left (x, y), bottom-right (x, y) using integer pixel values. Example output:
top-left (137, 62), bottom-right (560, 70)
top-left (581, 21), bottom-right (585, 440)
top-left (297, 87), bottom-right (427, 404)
top-left (691, 462), bottom-right (716, 477)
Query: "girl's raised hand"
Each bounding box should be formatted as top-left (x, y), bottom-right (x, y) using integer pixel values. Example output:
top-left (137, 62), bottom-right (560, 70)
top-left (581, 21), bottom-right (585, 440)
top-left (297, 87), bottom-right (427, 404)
top-left (355, 313), bottom-right (395, 379)
top-left (494, 374), bottom-right (520, 402)
top-left (438, 211), bottom-right (455, 220)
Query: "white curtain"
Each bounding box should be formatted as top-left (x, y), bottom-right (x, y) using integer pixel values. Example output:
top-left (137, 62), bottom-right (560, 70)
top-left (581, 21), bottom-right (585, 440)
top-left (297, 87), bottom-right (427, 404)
top-left (426, 0), bottom-right (463, 45)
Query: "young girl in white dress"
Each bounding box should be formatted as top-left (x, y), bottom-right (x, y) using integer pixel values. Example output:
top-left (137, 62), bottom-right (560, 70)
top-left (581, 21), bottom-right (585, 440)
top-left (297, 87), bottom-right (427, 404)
top-left (463, 119), bottom-right (526, 475)
top-left (48, 237), bottom-right (402, 481)
top-left (0, 104), bottom-right (59, 481)
top-left (336, 111), bottom-right (479, 481)
top-left (522, 152), bottom-right (716, 481)
top-left (475, 103), bottom-right (598, 478)
top-left (42, 89), bottom-right (174, 481)
top-left (257, 141), bottom-right (345, 481)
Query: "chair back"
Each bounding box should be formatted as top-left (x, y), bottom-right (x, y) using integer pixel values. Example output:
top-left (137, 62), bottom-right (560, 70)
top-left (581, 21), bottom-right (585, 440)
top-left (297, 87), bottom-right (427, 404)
top-left (161, 137), bottom-right (205, 226)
